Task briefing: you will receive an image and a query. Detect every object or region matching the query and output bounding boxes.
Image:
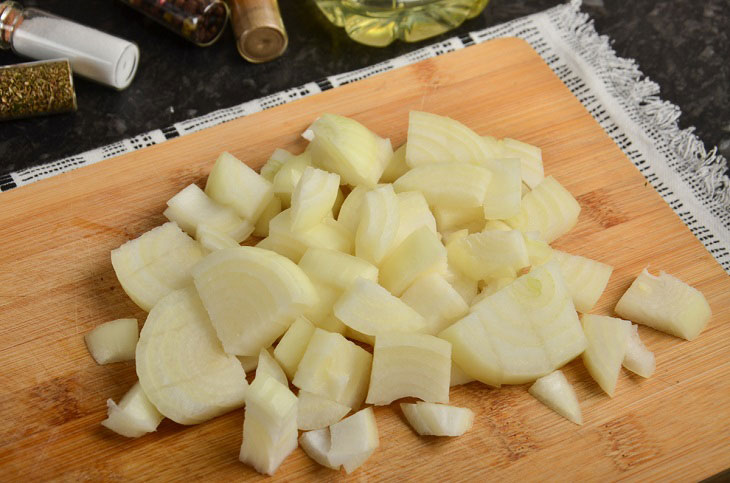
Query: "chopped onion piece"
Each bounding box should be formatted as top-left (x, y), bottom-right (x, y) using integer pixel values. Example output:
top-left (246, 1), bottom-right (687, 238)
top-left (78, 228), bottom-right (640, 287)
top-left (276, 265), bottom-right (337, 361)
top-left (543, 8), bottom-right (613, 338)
top-left (528, 370), bottom-right (582, 425)
top-left (205, 151), bottom-right (274, 222)
top-left (298, 247), bottom-right (378, 291)
top-left (273, 316), bottom-right (316, 379)
top-left (505, 176), bottom-right (580, 243)
top-left (334, 277), bottom-right (427, 342)
top-left (394, 163), bottom-right (492, 209)
top-left (499, 137), bottom-right (544, 189)
top-left (380, 143), bottom-right (409, 183)
top-left (102, 382), bottom-right (164, 438)
top-left (401, 272), bottom-right (469, 335)
top-left (163, 184), bottom-right (253, 242)
top-left (136, 287), bottom-right (248, 424)
top-left (447, 230), bottom-right (529, 282)
top-left (401, 402), bottom-right (474, 436)
top-left (366, 332), bottom-right (451, 405)
top-left (328, 407), bottom-right (379, 474)
top-left (239, 377), bottom-right (298, 476)
top-left (196, 223), bottom-right (239, 253)
top-left (256, 348), bottom-right (288, 387)
top-left (582, 314), bottom-right (631, 397)
top-left (260, 148), bottom-right (295, 182)
top-left (293, 329), bottom-right (372, 410)
top-left (615, 268), bottom-right (711, 341)
top-left (297, 390), bottom-right (350, 431)
top-left (85, 318), bottom-right (138, 364)
top-left (192, 246), bottom-right (317, 356)
top-left (391, 191), bottom-right (439, 250)
top-left (111, 222), bottom-right (203, 311)
top-left (299, 428), bottom-right (339, 470)
top-left (290, 167), bottom-right (341, 232)
top-left (337, 185), bottom-right (369, 233)
top-left (623, 324), bottom-right (656, 378)
top-left (441, 261), bottom-right (584, 386)
top-left (267, 209), bottom-right (353, 262)
top-left (356, 184), bottom-right (400, 265)
top-left (379, 226), bottom-right (447, 296)
top-left (552, 250), bottom-right (613, 313)
top-left (306, 114), bottom-right (389, 188)
top-left (433, 205), bottom-right (485, 234)
top-left (272, 150), bottom-right (312, 207)
top-left (479, 157), bottom-right (522, 219)
top-left (406, 111), bottom-right (498, 167)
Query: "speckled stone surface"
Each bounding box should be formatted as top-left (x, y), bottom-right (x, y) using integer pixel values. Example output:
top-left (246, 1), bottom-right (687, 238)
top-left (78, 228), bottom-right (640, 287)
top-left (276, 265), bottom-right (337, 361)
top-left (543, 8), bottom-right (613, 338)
top-left (0, 0), bottom-right (728, 175)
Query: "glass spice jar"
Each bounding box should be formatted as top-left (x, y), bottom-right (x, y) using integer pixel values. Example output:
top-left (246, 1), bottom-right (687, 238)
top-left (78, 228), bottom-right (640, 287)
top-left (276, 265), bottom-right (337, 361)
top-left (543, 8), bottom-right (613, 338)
top-left (0, 59), bottom-right (77, 121)
top-left (0, 1), bottom-right (139, 89)
top-left (120, 0), bottom-right (229, 47)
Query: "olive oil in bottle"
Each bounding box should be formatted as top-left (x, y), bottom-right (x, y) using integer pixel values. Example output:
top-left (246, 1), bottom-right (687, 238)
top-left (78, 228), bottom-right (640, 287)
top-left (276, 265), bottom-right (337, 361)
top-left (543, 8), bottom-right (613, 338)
top-left (313, 0), bottom-right (489, 47)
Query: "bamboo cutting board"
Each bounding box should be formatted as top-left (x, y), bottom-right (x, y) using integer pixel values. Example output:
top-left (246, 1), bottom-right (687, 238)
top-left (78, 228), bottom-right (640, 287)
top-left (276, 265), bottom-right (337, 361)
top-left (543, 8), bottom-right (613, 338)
top-left (0, 38), bottom-right (728, 481)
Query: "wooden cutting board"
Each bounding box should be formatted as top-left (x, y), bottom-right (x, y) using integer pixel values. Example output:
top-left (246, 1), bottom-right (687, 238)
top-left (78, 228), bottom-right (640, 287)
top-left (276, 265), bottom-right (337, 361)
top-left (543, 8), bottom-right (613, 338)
top-left (0, 37), bottom-right (728, 481)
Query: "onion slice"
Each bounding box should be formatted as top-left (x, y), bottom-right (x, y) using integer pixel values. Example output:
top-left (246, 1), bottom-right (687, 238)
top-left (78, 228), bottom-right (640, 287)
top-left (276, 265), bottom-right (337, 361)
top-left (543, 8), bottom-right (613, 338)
top-left (366, 332), bottom-right (451, 405)
top-left (136, 287), bottom-right (248, 425)
top-left (192, 246), bottom-right (317, 356)
top-left (400, 402), bottom-right (474, 436)
top-left (528, 370), bottom-right (582, 425)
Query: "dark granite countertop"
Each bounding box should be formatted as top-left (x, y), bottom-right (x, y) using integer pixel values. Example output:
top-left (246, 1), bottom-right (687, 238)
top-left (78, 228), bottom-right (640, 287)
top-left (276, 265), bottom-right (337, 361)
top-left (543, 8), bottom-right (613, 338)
top-left (0, 0), bottom-right (728, 180)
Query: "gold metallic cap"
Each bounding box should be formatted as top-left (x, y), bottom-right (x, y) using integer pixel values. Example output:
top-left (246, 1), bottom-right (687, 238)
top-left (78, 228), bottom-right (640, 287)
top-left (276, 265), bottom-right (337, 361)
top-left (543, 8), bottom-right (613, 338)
top-left (228, 0), bottom-right (288, 63)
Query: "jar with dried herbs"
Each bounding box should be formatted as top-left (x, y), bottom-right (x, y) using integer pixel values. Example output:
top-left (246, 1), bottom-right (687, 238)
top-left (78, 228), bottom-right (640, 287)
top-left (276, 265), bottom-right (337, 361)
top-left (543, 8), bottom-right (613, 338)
top-left (0, 59), bottom-right (76, 121)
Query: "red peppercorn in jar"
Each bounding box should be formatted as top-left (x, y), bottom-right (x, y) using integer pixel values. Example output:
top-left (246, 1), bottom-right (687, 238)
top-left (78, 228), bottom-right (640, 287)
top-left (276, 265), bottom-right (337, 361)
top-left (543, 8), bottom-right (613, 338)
top-left (120, 0), bottom-right (229, 47)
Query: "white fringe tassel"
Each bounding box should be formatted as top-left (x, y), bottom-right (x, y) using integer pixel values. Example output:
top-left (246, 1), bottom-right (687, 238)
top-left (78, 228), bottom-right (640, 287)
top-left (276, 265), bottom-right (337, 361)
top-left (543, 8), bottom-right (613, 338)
top-left (560, 0), bottom-right (730, 212)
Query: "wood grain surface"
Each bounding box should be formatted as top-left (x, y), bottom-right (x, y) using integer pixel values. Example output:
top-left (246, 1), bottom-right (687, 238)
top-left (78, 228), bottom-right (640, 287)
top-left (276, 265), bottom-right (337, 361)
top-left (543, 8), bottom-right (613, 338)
top-left (0, 38), bottom-right (728, 482)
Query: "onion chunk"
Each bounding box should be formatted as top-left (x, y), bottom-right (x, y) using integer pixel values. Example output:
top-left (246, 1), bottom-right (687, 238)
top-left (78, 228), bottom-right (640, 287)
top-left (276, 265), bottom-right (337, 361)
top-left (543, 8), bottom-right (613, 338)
top-left (102, 382), bottom-right (164, 438)
top-left (239, 377), bottom-right (298, 476)
top-left (401, 402), bottom-right (474, 436)
top-left (528, 370), bottom-right (582, 425)
top-left (297, 391), bottom-right (350, 431)
top-left (582, 314), bottom-right (631, 397)
top-left (111, 222), bottom-right (203, 311)
top-left (136, 287), bottom-right (248, 425)
top-left (623, 324), bottom-right (656, 378)
top-left (192, 246), bottom-right (317, 356)
top-left (85, 318), bottom-right (138, 365)
top-left (366, 332), bottom-right (451, 405)
top-left (293, 329), bottom-right (372, 410)
top-left (615, 268), bottom-right (711, 341)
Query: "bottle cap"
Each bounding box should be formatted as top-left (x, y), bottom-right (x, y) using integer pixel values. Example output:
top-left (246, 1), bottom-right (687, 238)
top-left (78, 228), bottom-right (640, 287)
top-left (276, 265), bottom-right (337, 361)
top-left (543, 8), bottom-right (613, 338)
top-left (228, 0), bottom-right (288, 63)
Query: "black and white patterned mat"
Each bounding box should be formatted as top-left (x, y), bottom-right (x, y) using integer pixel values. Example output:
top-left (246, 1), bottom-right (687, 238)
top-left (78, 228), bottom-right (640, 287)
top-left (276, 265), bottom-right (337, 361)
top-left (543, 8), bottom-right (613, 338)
top-left (3, 0), bottom-right (728, 272)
